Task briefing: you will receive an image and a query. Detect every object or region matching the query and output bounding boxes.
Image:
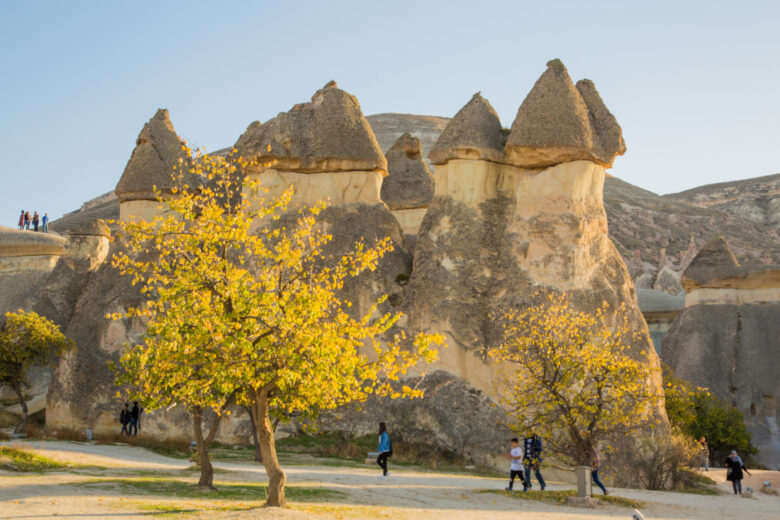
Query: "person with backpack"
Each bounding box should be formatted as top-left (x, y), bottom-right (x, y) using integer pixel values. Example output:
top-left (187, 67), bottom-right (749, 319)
top-left (377, 422), bottom-right (392, 477)
top-left (119, 403), bottom-right (130, 435)
top-left (724, 450), bottom-right (750, 495)
top-left (32, 212), bottom-right (40, 232)
top-left (523, 432), bottom-right (546, 491)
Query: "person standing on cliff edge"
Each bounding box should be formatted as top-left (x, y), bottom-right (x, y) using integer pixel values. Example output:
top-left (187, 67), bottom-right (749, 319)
top-left (17, 210), bottom-right (24, 230)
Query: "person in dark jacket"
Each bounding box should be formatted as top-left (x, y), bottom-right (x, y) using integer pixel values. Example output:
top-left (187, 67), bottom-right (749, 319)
top-left (724, 450), bottom-right (750, 495)
top-left (523, 432), bottom-right (546, 491)
top-left (32, 212), bottom-right (40, 232)
top-left (129, 401), bottom-right (140, 436)
top-left (119, 403), bottom-right (130, 435)
top-left (24, 211), bottom-right (30, 230)
top-left (377, 422), bottom-right (392, 477)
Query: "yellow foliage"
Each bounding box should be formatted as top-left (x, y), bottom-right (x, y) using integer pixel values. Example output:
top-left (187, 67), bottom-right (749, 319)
top-left (489, 291), bottom-right (658, 466)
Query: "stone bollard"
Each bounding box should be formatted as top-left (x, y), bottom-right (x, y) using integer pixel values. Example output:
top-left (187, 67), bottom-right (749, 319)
top-left (577, 466), bottom-right (592, 497)
top-left (567, 466), bottom-right (595, 507)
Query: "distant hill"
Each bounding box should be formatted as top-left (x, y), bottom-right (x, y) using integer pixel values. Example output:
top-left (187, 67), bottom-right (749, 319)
top-left (664, 173), bottom-right (780, 231)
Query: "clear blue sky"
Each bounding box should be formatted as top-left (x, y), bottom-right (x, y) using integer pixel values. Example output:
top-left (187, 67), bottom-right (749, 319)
top-left (2, 1), bottom-right (779, 221)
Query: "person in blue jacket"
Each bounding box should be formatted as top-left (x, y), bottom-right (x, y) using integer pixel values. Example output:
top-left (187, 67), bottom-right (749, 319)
top-left (377, 422), bottom-right (392, 477)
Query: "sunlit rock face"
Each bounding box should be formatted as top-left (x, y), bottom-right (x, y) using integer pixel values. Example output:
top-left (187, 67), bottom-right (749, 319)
top-left (662, 237), bottom-right (780, 468)
top-left (405, 62), bottom-right (661, 404)
top-left (115, 109), bottom-right (189, 222)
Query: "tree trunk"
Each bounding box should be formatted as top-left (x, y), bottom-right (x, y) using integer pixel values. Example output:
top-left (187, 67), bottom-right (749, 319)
top-left (12, 382), bottom-right (27, 435)
top-left (246, 406), bottom-right (263, 462)
top-left (192, 406), bottom-right (220, 489)
top-left (251, 387), bottom-right (286, 507)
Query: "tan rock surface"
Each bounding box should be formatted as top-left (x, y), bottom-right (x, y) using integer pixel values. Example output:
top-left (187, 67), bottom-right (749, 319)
top-left (575, 79), bottom-right (626, 167)
top-left (114, 109), bottom-right (190, 202)
top-left (505, 60), bottom-right (595, 168)
top-left (0, 225), bottom-right (65, 257)
top-left (428, 93), bottom-right (506, 165)
top-left (236, 81), bottom-right (386, 174)
top-left (382, 133), bottom-right (434, 210)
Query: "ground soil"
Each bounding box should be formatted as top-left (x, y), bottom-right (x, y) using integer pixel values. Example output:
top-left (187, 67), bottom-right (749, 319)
top-left (0, 441), bottom-right (778, 519)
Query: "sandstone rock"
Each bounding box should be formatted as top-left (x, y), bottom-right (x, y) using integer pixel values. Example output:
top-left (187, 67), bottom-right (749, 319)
top-left (505, 60), bottom-right (595, 168)
top-left (662, 302), bottom-right (780, 469)
top-left (627, 250), bottom-right (644, 278)
top-left (681, 236), bottom-right (740, 291)
top-left (236, 81), bottom-right (386, 174)
top-left (428, 93), bottom-right (506, 165)
top-left (115, 109), bottom-right (189, 203)
top-left (366, 113), bottom-right (450, 171)
top-left (635, 272), bottom-right (655, 289)
top-left (381, 133), bottom-right (434, 210)
top-left (320, 370), bottom-right (511, 468)
top-left (0, 226), bottom-right (65, 257)
top-left (678, 235), bottom-right (699, 272)
top-left (653, 266), bottom-right (683, 295)
top-left (576, 79), bottom-right (626, 166)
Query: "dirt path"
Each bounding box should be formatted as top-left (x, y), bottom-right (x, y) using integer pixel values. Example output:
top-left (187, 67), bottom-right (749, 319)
top-left (1, 441), bottom-right (779, 520)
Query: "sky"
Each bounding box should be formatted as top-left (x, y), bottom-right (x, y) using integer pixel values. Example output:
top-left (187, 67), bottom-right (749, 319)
top-left (1, 1), bottom-right (779, 221)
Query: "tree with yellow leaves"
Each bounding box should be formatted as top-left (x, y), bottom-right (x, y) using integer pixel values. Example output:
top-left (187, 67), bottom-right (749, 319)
top-left (0, 310), bottom-right (74, 434)
top-left (490, 291), bottom-right (657, 466)
top-left (111, 148), bottom-right (442, 504)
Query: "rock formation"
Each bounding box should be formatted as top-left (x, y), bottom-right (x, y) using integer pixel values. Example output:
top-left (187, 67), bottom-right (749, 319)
top-left (662, 237), bottom-right (780, 468)
top-left (381, 133), bottom-right (434, 252)
top-left (236, 81), bottom-right (409, 318)
top-left (404, 61), bottom-right (661, 402)
top-left (115, 109), bottom-right (190, 222)
top-left (504, 59), bottom-right (625, 168)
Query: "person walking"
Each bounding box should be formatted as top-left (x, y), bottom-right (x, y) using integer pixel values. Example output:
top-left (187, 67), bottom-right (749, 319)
top-left (129, 401), bottom-right (140, 436)
top-left (523, 432), bottom-right (546, 491)
top-left (724, 450), bottom-right (750, 495)
top-left (591, 447), bottom-right (608, 495)
top-left (504, 437), bottom-right (526, 491)
top-left (24, 211), bottom-right (30, 230)
top-left (119, 403), bottom-right (131, 435)
top-left (376, 422), bottom-right (392, 478)
top-left (699, 437), bottom-right (709, 471)
top-left (42, 213), bottom-right (49, 233)
top-left (18, 210), bottom-right (24, 230)
top-left (32, 212), bottom-right (40, 232)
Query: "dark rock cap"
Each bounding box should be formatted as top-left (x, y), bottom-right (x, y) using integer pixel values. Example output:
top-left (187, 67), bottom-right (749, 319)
top-left (428, 93), bottom-right (507, 165)
top-left (115, 109), bottom-right (190, 202)
top-left (382, 133), bottom-right (434, 210)
top-left (235, 81), bottom-right (387, 173)
top-left (505, 60), bottom-right (625, 168)
top-left (682, 236), bottom-right (740, 289)
top-left (576, 79), bottom-right (626, 167)
top-left (0, 225), bottom-right (66, 257)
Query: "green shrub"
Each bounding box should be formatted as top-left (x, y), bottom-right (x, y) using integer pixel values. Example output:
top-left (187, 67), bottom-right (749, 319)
top-left (663, 365), bottom-right (756, 463)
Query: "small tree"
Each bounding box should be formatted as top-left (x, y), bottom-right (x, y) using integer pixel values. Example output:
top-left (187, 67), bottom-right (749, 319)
top-left (112, 149), bottom-right (442, 500)
top-left (663, 365), bottom-right (756, 463)
top-left (0, 310), bottom-right (75, 434)
top-left (489, 291), bottom-right (658, 466)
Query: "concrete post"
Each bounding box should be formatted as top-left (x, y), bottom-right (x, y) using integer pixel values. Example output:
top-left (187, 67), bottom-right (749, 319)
top-left (576, 466), bottom-right (592, 497)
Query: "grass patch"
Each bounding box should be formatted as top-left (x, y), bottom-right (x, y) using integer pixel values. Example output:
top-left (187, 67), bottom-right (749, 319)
top-left (677, 468), bottom-right (719, 495)
top-left (0, 446), bottom-right (74, 472)
top-left (477, 489), bottom-right (643, 508)
top-left (76, 477), bottom-right (345, 503)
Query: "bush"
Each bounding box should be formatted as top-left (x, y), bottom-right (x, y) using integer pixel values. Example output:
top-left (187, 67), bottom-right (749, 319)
top-left (612, 429), bottom-right (700, 490)
top-left (663, 365), bottom-right (757, 464)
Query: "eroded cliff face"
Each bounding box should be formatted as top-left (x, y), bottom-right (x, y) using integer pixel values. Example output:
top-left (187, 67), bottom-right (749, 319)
top-left (405, 159), bottom-right (660, 396)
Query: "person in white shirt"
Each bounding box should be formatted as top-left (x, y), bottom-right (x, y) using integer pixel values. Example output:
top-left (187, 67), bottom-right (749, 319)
top-left (504, 437), bottom-right (527, 491)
